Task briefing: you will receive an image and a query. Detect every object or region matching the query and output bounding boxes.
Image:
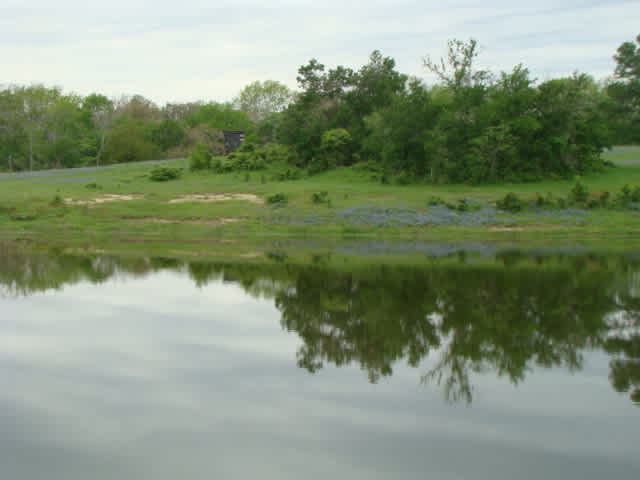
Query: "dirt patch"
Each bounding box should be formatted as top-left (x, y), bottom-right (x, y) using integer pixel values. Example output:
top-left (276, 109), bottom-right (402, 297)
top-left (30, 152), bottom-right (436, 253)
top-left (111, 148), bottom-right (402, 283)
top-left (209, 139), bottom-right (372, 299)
top-left (239, 252), bottom-right (262, 258)
top-left (487, 225), bottom-right (563, 232)
top-left (487, 226), bottom-right (526, 232)
top-left (124, 216), bottom-right (241, 226)
top-left (65, 194), bottom-right (143, 206)
top-left (168, 194), bottom-right (264, 205)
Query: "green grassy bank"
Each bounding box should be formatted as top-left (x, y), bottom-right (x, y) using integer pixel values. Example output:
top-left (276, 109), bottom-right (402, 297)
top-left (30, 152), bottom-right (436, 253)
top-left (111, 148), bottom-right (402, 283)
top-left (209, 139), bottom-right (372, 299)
top-left (1, 147), bottom-right (640, 251)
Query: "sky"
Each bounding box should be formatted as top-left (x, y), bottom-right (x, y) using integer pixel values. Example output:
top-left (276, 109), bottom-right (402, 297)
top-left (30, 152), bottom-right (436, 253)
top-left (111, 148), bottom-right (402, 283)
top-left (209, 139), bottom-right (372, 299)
top-left (1, 0), bottom-right (639, 105)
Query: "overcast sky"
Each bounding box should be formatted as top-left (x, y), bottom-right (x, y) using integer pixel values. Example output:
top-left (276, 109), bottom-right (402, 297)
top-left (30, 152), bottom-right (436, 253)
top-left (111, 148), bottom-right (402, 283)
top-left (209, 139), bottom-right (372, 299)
top-left (1, 0), bottom-right (639, 105)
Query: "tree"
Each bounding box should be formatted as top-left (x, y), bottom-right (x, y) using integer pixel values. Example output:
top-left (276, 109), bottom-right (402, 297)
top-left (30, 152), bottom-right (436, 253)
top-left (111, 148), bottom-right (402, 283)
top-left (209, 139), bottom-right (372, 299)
top-left (607, 33), bottom-right (640, 143)
top-left (113, 94), bottom-right (161, 125)
top-left (103, 117), bottom-right (159, 164)
top-left (83, 93), bottom-right (115, 166)
top-left (186, 102), bottom-right (253, 131)
top-left (234, 80), bottom-right (294, 123)
top-left (423, 38), bottom-right (492, 92)
top-left (17, 85), bottom-right (61, 170)
top-left (44, 95), bottom-right (86, 168)
top-left (0, 87), bottom-right (26, 171)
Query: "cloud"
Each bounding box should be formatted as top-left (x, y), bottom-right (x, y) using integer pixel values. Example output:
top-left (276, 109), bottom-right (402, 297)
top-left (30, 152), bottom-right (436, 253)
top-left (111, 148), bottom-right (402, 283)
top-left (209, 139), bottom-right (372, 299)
top-left (1, 1), bottom-right (639, 103)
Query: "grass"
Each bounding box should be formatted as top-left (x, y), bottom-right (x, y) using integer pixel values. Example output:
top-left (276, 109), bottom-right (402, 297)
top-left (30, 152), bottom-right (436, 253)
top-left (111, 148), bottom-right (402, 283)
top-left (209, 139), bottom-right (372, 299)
top-left (1, 146), bottom-right (640, 249)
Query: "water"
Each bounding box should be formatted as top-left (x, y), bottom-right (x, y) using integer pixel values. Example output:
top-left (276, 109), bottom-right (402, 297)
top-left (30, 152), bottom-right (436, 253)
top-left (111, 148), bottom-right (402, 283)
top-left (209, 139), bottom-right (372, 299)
top-left (1, 244), bottom-right (639, 479)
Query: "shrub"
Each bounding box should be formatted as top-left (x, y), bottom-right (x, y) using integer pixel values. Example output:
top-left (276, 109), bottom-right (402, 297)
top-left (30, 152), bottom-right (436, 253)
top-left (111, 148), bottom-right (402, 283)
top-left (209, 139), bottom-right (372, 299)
top-left (632, 186), bottom-right (640, 203)
top-left (311, 191), bottom-right (329, 204)
top-left (267, 193), bottom-right (288, 205)
top-left (149, 166), bottom-right (182, 182)
top-left (85, 182), bottom-right (102, 190)
top-left (496, 192), bottom-right (526, 212)
top-left (50, 195), bottom-right (64, 207)
top-left (189, 143), bottom-right (212, 171)
top-left (320, 128), bottom-right (352, 167)
top-left (428, 196), bottom-right (444, 206)
top-left (392, 171), bottom-right (413, 185)
top-left (598, 191), bottom-right (611, 208)
top-left (272, 168), bottom-right (303, 181)
top-left (444, 199), bottom-right (475, 212)
top-left (615, 184), bottom-right (633, 206)
top-left (569, 181), bottom-right (589, 205)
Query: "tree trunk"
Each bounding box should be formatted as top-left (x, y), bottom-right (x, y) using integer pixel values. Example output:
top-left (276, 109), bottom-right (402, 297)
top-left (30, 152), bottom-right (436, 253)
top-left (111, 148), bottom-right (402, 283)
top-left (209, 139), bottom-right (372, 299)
top-left (96, 133), bottom-right (106, 167)
top-left (28, 135), bottom-right (33, 171)
top-left (8, 154), bottom-right (13, 172)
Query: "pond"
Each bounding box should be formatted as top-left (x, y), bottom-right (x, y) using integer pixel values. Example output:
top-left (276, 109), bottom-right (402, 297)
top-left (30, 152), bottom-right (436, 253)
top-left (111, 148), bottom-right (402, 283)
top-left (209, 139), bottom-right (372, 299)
top-left (1, 243), bottom-right (639, 479)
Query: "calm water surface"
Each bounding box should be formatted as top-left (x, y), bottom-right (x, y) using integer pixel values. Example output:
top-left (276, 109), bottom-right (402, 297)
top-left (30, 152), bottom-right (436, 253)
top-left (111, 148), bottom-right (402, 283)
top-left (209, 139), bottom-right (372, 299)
top-left (1, 244), bottom-right (639, 479)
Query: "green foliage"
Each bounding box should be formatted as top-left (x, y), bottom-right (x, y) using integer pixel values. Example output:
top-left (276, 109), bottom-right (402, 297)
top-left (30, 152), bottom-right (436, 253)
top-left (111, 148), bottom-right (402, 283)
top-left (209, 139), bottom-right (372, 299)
top-left (272, 167), bottom-right (304, 181)
top-left (428, 196), bottom-right (444, 206)
top-left (104, 118), bottom-right (159, 164)
top-left (186, 102), bottom-right (253, 131)
top-left (569, 181), bottom-right (590, 205)
top-left (311, 191), bottom-right (329, 204)
top-left (307, 128), bottom-right (353, 174)
top-left (496, 193), bottom-right (526, 212)
top-left (210, 142), bottom-right (298, 174)
top-left (151, 118), bottom-right (185, 152)
top-left (607, 34), bottom-right (640, 144)
top-left (267, 193), bottom-right (288, 205)
top-left (50, 195), bottom-right (64, 207)
top-left (149, 166), bottom-right (182, 182)
top-left (535, 193), bottom-right (555, 208)
top-left (0, 36), bottom-right (628, 182)
top-left (598, 191), bottom-right (611, 208)
top-left (234, 80), bottom-right (294, 123)
top-left (85, 182), bottom-right (102, 190)
top-left (189, 143), bottom-right (212, 171)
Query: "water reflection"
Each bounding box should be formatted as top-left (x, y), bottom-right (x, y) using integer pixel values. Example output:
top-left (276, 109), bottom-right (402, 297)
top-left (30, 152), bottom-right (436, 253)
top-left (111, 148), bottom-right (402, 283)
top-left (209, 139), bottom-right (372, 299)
top-left (1, 242), bottom-right (639, 406)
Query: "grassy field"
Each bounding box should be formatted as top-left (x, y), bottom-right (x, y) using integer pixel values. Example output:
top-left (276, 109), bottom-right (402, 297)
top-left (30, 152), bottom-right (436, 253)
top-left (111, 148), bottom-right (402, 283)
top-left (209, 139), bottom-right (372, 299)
top-left (1, 146), bottom-right (640, 252)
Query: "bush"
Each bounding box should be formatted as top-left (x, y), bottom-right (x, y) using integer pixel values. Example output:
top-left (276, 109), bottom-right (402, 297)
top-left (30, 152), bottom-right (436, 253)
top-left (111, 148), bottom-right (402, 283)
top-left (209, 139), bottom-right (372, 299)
top-left (615, 184), bottom-right (633, 206)
top-left (535, 192), bottom-right (555, 208)
top-left (267, 193), bottom-right (288, 205)
top-left (598, 191), bottom-right (611, 208)
top-left (50, 195), bottom-right (64, 207)
top-left (311, 191), bottom-right (329, 204)
top-left (272, 167), bottom-right (304, 181)
top-left (556, 197), bottom-right (567, 209)
top-left (569, 181), bottom-right (589, 205)
top-left (189, 143), bottom-right (212, 171)
top-left (149, 166), bottom-right (182, 182)
top-left (212, 143), bottom-right (298, 174)
top-left (392, 171), bottom-right (413, 185)
top-left (446, 199), bottom-right (467, 212)
top-left (496, 192), bottom-right (526, 212)
top-left (320, 128), bottom-right (352, 167)
top-left (428, 196), bottom-right (444, 206)
top-left (85, 182), bottom-right (102, 190)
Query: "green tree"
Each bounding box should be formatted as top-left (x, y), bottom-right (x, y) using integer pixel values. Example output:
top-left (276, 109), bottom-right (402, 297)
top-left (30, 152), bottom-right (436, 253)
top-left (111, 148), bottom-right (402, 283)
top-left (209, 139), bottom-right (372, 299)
top-left (0, 87), bottom-right (27, 171)
top-left (234, 80), bottom-right (294, 123)
top-left (607, 33), bottom-right (640, 143)
top-left (186, 102), bottom-right (253, 131)
top-left (103, 117), bottom-right (159, 164)
top-left (82, 93), bottom-right (115, 166)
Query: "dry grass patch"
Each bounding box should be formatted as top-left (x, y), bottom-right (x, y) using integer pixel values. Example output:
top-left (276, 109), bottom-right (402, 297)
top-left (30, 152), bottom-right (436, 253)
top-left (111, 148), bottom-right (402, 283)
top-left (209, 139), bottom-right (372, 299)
top-left (168, 193), bottom-right (264, 204)
top-left (124, 217), bottom-right (241, 226)
top-left (65, 194), bottom-right (143, 206)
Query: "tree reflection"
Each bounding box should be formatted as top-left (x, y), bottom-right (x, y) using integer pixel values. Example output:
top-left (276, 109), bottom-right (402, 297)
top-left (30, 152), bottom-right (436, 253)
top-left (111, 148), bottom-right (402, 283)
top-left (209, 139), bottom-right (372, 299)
top-left (275, 263), bottom-right (615, 403)
top-left (1, 241), bottom-right (639, 405)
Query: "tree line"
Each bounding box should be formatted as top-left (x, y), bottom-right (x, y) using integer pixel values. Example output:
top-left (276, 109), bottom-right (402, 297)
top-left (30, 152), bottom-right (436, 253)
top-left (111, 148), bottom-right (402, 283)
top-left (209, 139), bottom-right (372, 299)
top-left (0, 88), bottom-right (253, 171)
top-left (1, 35), bottom-right (639, 183)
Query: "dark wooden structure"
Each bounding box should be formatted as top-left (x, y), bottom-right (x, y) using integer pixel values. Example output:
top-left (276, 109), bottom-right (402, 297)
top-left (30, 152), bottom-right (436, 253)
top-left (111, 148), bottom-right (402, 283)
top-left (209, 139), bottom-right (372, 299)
top-left (223, 130), bottom-right (245, 154)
